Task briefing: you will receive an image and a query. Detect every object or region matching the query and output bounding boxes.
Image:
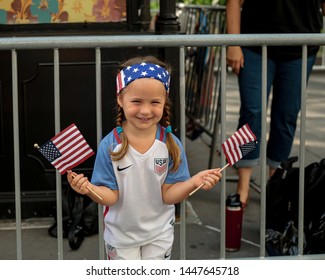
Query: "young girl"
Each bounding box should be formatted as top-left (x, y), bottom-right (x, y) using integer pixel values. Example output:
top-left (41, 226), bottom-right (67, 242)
top-left (67, 55), bottom-right (222, 260)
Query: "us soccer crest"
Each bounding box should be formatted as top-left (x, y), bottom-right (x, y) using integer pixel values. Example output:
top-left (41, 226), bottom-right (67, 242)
top-left (154, 158), bottom-right (167, 175)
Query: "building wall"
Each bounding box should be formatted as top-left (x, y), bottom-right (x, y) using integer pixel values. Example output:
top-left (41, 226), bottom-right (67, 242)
top-left (0, 0), bottom-right (126, 24)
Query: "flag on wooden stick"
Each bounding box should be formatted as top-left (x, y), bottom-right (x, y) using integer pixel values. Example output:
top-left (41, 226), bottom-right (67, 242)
top-left (190, 124), bottom-right (257, 196)
top-left (36, 123), bottom-right (94, 174)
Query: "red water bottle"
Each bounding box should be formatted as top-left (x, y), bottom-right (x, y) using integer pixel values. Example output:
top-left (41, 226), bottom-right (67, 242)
top-left (226, 194), bottom-right (243, 251)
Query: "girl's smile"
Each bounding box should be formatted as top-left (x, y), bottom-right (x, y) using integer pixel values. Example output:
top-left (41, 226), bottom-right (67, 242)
top-left (117, 78), bottom-right (166, 132)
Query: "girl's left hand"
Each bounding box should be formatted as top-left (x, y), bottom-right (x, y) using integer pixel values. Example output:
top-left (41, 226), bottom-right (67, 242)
top-left (192, 168), bottom-right (222, 191)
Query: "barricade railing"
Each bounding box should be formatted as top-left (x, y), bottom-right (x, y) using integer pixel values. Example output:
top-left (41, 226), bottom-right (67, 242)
top-left (1, 33), bottom-right (325, 260)
top-left (177, 4), bottom-right (226, 169)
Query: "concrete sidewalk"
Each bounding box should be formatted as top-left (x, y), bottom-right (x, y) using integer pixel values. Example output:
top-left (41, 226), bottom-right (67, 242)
top-left (0, 71), bottom-right (324, 260)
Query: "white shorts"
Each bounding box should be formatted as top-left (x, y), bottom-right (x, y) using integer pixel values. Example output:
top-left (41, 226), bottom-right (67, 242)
top-left (105, 229), bottom-right (174, 260)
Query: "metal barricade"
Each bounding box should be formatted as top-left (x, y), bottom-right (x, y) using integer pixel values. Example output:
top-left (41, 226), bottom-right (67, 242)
top-left (1, 33), bottom-right (325, 260)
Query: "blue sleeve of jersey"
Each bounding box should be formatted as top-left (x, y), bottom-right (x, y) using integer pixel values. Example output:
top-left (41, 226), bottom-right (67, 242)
top-left (90, 132), bottom-right (118, 190)
top-left (165, 134), bottom-right (191, 184)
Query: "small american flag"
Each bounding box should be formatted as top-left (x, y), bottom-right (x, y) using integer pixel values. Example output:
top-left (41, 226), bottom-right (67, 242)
top-left (37, 123), bottom-right (94, 174)
top-left (221, 124), bottom-right (257, 166)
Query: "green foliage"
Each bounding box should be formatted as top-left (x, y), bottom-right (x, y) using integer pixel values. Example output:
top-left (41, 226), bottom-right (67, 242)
top-left (150, 0), bottom-right (159, 10)
top-left (179, 0), bottom-right (213, 4)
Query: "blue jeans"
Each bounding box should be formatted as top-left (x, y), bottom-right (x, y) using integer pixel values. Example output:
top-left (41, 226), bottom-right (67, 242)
top-left (236, 48), bottom-right (316, 168)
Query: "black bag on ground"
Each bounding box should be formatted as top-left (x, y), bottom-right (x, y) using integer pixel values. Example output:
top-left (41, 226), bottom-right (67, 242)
top-left (48, 184), bottom-right (98, 250)
top-left (265, 156), bottom-right (325, 256)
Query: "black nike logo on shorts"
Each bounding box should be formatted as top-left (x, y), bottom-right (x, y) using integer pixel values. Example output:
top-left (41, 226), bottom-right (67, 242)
top-left (164, 252), bottom-right (171, 259)
top-left (117, 164), bottom-right (132, 171)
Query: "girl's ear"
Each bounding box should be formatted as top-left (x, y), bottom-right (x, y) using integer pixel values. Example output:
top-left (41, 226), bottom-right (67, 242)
top-left (117, 94), bottom-right (123, 107)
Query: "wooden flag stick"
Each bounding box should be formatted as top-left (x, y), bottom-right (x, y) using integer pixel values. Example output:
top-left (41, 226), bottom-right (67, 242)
top-left (84, 185), bottom-right (103, 201)
top-left (85, 184), bottom-right (103, 201)
top-left (189, 163), bottom-right (229, 196)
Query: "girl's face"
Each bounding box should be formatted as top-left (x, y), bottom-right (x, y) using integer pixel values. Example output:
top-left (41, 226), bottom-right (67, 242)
top-left (117, 78), bottom-right (166, 132)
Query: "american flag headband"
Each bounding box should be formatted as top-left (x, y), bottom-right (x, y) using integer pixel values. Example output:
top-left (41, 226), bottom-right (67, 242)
top-left (116, 63), bottom-right (171, 95)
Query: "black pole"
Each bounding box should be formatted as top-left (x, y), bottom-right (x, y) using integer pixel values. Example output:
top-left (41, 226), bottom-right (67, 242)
top-left (127, 0), bottom-right (151, 32)
top-left (155, 0), bottom-right (180, 33)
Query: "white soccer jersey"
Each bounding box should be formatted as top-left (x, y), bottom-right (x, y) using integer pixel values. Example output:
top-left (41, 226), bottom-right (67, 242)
top-left (91, 125), bottom-right (190, 248)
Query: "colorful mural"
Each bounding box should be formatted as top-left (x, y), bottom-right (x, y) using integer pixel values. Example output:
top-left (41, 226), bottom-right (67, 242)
top-left (0, 0), bottom-right (126, 24)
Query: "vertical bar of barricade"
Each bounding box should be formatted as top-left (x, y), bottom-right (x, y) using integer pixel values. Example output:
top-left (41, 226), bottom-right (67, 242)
top-left (95, 47), bottom-right (105, 260)
top-left (12, 49), bottom-right (22, 260)
top-left (259, 46), bottom-right (268, 257)
top-left (54, 48), bottom-right (64, 260)
top-left (208, 55), bottom-right (221, 169)
top-left (220, 46), bottom-right (227, 259)
top-left (179, 46), bottom-right (187, 260)
top-left (298, 45), bottom-right (307, 256)
top-left (320, 17), bottom-right (325, 69)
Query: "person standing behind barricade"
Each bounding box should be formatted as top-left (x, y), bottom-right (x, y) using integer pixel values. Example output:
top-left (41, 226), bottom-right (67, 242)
top-left (226, 0), bottom-right (325, 207)
top-left (67, 55), bottom-right (222, 260)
